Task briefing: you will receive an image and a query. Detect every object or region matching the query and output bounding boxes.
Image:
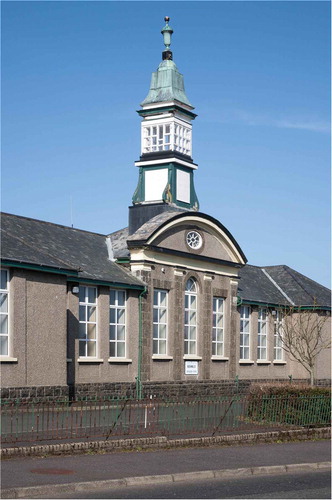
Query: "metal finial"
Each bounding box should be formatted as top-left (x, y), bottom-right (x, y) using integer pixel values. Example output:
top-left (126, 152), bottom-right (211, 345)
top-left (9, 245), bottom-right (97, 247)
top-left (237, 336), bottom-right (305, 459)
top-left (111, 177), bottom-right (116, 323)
top-left (161, 16), bottom-right (173, 60)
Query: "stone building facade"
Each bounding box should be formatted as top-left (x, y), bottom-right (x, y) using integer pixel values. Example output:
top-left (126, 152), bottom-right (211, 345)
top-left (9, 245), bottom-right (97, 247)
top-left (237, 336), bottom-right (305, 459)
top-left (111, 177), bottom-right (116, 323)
top-left (1, 18), bottom-right (330, 401)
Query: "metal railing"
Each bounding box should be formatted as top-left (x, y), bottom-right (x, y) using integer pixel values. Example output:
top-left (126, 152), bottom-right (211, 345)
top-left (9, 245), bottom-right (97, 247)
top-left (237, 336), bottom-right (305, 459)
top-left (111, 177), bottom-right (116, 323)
top-left (1, 394), bottom-right (330, 444)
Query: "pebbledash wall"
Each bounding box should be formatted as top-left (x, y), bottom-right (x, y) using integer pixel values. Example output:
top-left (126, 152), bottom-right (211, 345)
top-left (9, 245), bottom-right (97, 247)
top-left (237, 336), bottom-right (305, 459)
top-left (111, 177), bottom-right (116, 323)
top-left (0, 262), bottom-right (330, 403)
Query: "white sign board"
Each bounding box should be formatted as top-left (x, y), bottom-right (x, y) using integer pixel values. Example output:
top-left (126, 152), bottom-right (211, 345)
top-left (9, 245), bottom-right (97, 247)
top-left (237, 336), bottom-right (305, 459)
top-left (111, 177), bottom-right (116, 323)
top-left (185, 361), bottom-right (198, 375)
top-left (176, 170), bottom-right (190, 203)
top-left (145, 169), bottom-right (168, 202)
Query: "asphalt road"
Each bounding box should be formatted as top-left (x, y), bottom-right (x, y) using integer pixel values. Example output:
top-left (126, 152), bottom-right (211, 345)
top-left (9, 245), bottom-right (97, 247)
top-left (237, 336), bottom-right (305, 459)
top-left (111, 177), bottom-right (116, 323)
top-left (59, 470), bottom-right (331, 499)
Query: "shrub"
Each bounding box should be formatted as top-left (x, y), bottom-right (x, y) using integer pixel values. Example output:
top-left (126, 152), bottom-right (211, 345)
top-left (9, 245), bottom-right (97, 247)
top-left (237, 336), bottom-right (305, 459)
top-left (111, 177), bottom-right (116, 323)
top-left (247, 383), bottom-right (331, 426)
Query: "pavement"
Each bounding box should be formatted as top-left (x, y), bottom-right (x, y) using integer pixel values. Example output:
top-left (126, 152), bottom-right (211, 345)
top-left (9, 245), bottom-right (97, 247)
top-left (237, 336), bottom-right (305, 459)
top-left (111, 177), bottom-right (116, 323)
top-left (1, 438), bottom-right (331, 499)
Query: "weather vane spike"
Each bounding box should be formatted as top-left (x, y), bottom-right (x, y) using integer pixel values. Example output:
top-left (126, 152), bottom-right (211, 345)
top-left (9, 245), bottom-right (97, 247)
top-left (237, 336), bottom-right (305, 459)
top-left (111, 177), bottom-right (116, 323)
top-left (161, 16), bottom-right (173, 60)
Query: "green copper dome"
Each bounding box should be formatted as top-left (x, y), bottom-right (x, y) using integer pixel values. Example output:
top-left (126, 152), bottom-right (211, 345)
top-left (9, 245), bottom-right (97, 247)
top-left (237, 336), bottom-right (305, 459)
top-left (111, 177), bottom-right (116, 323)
top-left (141, 59), bottom-right (193, 107)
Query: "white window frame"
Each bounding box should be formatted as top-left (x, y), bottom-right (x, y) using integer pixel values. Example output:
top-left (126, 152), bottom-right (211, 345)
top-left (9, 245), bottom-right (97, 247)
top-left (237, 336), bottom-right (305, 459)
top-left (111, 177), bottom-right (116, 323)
top-left (257, 307), bottom-right (268, 360)
top-left (109, 289), bottom-right (127, 358)
top-left (274, 310), bottom-right (284, 361)
top-left (212, 297), bottom-right (224, 357)
top-left (78, 285), bottom-right (98, 358)
top-left (153, 289), bottom-right (168, 355)
top-left (0, 269), bottom-right (9, 357)
top-left (184, 278), bottom-right (198, 355)
top-left (240, 305), bottom-right (251, 360)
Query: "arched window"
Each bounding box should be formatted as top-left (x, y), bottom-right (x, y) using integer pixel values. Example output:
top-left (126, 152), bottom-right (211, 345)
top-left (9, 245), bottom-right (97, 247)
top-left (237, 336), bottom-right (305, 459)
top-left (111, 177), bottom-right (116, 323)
top-left (184, 278), bottom-right (198, 355)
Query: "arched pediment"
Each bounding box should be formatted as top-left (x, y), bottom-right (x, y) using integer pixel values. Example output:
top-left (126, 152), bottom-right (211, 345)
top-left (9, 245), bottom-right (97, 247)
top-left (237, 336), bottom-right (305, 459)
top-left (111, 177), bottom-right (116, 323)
top-left (127, 211), bottom-right (247, 266)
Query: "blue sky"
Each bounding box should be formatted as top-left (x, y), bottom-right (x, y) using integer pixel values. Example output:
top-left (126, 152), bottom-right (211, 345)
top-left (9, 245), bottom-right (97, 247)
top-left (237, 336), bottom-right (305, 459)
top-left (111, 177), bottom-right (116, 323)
top-left (2, 1), bottom-right (330, 288)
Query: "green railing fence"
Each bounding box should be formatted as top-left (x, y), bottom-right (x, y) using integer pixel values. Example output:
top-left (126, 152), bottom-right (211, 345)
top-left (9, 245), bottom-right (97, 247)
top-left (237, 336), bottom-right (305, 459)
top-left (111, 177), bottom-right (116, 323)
top-left (0, 394), bottom-right (330, 445)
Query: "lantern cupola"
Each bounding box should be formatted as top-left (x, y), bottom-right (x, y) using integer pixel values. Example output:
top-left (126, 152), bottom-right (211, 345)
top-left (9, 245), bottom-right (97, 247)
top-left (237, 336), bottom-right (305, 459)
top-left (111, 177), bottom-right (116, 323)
top-left (129, 17), bottom-right (199, 234)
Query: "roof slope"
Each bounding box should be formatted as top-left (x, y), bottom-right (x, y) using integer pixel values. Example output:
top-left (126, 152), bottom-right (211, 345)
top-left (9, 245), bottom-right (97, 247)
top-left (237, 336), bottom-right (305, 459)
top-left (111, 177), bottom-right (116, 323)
top-left (239, 264), bottom-right (330, 307)
top-left (1, 213), bottom-right (144, 288)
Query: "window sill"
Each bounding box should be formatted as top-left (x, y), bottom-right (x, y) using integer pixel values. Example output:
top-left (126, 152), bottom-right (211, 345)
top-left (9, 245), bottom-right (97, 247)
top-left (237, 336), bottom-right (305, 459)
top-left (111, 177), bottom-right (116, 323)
top-left (108, 358), bottom-right (132, 364)
top-left (77, 358), bottom-right (104, 364)
top-left (152, 355), bottom-right (173, 361)
top-left (183, 355), bottom-right (202, 361)
top-left (211, 356), bottom-right (229, 362)
top-left (257, 360), bottom-right (271, 365)
top-left (273, 360), bottom-right (287, 365)
top-left (0, 356), bottom-right (18, 363)
top-left (239, 360), bottom-right (255, 365)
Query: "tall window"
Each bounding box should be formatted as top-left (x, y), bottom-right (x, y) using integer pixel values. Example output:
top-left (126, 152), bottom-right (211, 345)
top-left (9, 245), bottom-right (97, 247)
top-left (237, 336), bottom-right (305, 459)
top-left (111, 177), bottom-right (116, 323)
top-left (257, 308), bottom-right (268, 360)
top-left (0, 270), bottom-right (9, 356)
top-left (153, 290), bottom-right (168, 355)
top-left (212, 297), bottom-right (224, 356)
top-left (184, 278), bottom-right (197, 355)
top-left (110, 290), bottom-right (126, 358)
top-left (240, 305), bottom-right (250, 360)
top-left (79, 286), bottom-right (97, 357)
top-left (274, 310), bottom-right (284, 360)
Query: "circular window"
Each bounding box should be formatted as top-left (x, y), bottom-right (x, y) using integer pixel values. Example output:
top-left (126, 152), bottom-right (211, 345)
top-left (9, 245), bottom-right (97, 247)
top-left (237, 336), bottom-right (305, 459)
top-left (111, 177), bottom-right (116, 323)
top-left (186, 231), bottom-right (202, 250)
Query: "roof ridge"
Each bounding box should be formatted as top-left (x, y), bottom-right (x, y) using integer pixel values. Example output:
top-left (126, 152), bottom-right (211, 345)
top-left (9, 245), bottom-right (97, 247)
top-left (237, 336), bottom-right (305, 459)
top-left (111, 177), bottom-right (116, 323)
top-left (282, 265), bottom-right (319, 302)
top-left (283, 265), bottom-right (331, 292)
top-left (261, 268), bottom-right (295, 305)
top-left (1, 212), bottom-right (107, 237)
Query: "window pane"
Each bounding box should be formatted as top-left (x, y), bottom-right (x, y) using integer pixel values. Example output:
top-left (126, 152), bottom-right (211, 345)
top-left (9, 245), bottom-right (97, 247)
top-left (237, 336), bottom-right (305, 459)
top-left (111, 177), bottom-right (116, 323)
top-left (117, 342), bottom-right (125, 358)
top-left (110, 325), bottom-right (116, 340)
top-left (88, 306), bottom-right (96, 322)
top-left (189, 341), bottom-right (196, 354)
top-left (87, 341), bottom-right (96, 357)
top-left (118, 291), bottom-right (125, 306)
top-left (0, 316), bottom-right (8, 334)
top-left (0, 336), bottom-right (8, 356)
top-left (189, 326), bottom-right (196, 340)
top-left (110, 309), bottom-right (116, 324)
top-left (117, 309), bottom-right (125, 324)
top-left (79, 286), bottom-right (86, 303)
top-left (79, 306), bottom-right (86, 322)
top-left (0, 271), bottom-right (8, 291)
top-left (153, 340), bottom-right (159, 354)
top-left (0, 295), bottom-right (8, 314)
top-left (159, 325), bottom-right (166, 339)
top-left (189, 311), bottom-right (196, 325)
top-left (153, 323), bottom-right (159, 337)
top-left (110, 290), bottom-right (116, 305)
top-left (184, 326), bottom-right (189, 340)
top-left (88, 324), bottom-right (96, 340)
top-left (216, 343), bottom-right (223, 356)
top-left (117, 325), bottom-right (125, 341)
top-left (153, 308), bottom-right (159, 323)
top-left (190, 295), bottom-right (197, 309)
top-left (153, 291), bottom-right (159, 306)
top-left (216, 315), bottom-right (223, 328)
top-left (159, 340), bottom-right (166, 355)
top-left (160, 292), bottom-right (167, 307)
top-left (159, 309), bottom-right (166, 323)
top-left (88, 288), bottom-right (97, 304)
top-left (109, 342), bottom-right (116, 357)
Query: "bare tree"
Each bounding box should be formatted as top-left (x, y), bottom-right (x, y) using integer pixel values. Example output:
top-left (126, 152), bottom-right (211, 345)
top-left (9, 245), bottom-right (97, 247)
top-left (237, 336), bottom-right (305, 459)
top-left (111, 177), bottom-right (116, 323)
top-left (277, 306), bottom-right (331, 386)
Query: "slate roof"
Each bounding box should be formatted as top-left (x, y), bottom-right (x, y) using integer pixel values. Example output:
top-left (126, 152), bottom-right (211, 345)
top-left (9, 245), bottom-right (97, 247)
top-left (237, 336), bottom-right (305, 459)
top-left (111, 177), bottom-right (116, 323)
top-left (1, 213), bottom-right (144, 288)
top-left (238, 264), bottom-right (331, 308)
top-left (108, 227), bottom-right (129, 259)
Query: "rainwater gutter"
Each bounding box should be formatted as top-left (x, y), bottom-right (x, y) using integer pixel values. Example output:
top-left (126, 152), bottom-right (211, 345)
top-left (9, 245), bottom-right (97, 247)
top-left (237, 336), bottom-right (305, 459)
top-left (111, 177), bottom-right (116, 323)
top-left (136, 286), bottom-right (147, 400)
